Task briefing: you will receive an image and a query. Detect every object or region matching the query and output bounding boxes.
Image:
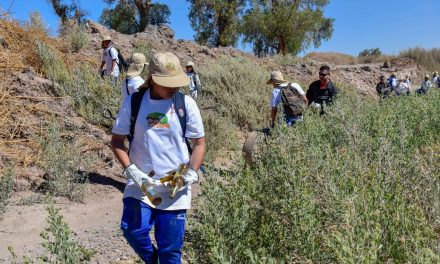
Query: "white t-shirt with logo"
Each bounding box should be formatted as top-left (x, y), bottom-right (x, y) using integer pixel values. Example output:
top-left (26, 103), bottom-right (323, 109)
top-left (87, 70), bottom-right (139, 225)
top-left (122, 76), bottom-right (145, 100)
top-left (112, 89), bottom-right (205, 210)
top-left (271, 82), bottom-right (305, 108)
top-left (102, 46), bottom-right (119, 77)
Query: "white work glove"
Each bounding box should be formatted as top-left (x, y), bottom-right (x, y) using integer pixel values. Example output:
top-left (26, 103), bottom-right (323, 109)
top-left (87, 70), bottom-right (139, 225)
top-left (123, 164), bottom-right (160, 187)
top-left (182, 168), bottom-right (199, 186)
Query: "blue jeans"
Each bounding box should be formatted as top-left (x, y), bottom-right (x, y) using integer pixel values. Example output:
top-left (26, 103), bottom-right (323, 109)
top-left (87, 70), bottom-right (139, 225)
top-left (121, 198), bottom-right (186, 264)
top-left (285, 115), bottom-right (302, 126)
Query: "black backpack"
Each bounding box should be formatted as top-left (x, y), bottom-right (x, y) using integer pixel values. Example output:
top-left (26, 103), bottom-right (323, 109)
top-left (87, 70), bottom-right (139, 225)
top-left (108, 46), bottom-right (129, 72)
top-left (128, 89), bottom-right (192, 154)
top-left (280, 84), bottom-right (307, 116)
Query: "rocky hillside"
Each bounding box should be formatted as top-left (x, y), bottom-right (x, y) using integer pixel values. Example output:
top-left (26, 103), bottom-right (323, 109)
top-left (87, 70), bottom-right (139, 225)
top-left (0, 18), bottom-right (425, 192)
top-left (0, 18), bottom-right (430, 263)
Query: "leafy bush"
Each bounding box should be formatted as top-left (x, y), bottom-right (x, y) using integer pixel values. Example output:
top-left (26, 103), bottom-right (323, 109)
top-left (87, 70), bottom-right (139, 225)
top-left (36, 42), bottom-right (120, 127)
top-left (188, 90), bottom-right (440, 263)
top-left (37, 120), bottom-right (89, 202)
top-left (8, 199), bottom-right (95, 263)
top-left (69, 65), bottom-right (121, 127)
top-left (36, 41), bottom-right (70, 85)
top-left (195, 56), bottom-right (271, 161)
top-left (65, 24), bottom-right (90, 53)
top-left (400, 47), bottom-right (440, 73)
top-left (0, 164), bottom-right (14, 217)
top-left (40, 201), bottom-right (95, 263)
top-left (198, 56), bottom-right (269, 130)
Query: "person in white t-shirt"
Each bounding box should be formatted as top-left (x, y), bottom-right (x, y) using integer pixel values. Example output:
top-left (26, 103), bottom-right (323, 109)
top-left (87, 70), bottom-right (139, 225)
top-left (99, 35), bottom-right (119, 85)
top-left (121, 53), bottom-right (148, 100)
top-left (111, 52), bottom-right (205, 263)
top-left (267, 71), bottom-right (307, 127)
top-left (185, 61), bottom-right (202, 99)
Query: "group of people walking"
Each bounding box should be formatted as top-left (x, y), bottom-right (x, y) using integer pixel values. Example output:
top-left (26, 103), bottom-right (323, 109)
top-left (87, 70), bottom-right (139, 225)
top-left (376, 71), bottom-right (440, 97)
top-left (268, 65), bottom-right (339, 127)
top-left (99, 35), bottom-right (437, 263)
top-left (99, 35), bottom-right (202, 101)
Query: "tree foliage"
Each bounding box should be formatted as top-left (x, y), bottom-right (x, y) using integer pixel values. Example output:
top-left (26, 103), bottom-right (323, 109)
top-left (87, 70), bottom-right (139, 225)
top-left (99, 0), bottom-right (170, 34)
top-left (359, 48), bottom-right (382, 57)
top-left (187, 0), bottom-right (246, 47)
top-left (242, 0), bottom-right (334, 56)
top-left (47, 0), bottom-right (86, 25)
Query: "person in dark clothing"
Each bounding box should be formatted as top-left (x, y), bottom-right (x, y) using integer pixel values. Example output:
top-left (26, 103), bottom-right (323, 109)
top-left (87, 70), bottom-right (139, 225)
top-left (376, 75), bottom-right (391, 98)
top-left (306, 65), bottom-right (339, 108)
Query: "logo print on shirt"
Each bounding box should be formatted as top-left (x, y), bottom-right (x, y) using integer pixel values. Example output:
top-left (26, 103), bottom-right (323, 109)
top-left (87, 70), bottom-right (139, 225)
top-left (147, 112), bottom-right (170, 129)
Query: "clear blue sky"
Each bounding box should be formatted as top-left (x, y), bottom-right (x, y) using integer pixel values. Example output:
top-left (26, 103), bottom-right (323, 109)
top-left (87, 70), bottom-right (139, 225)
top-left (1, 0), bottom-right (438, 56)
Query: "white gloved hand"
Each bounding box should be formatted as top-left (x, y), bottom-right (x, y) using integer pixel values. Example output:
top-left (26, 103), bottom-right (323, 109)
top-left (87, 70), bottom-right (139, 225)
top-left (310, 102), bottom-right (321, 111)
top-left (182, 168), bottom-right (199, 186)
top-left (123, 164), bottom-right (160, 187)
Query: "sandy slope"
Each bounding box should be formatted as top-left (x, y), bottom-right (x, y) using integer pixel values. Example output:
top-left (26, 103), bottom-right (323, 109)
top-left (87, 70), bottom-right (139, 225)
top-left (0, 179), bottom-right (140, 263)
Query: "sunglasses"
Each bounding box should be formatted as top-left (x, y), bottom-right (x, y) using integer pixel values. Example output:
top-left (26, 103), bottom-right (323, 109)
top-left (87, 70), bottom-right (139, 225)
top-left (319, 73), bottom-right (328, 77)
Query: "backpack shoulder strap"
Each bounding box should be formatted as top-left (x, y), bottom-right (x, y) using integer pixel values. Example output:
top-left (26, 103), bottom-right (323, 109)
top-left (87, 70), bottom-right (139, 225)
top-left (128, 88), bottom-right (147, 144)
top-left (125, 78), bottom-right (130, 96)
top-left (173, 92), bottom-right (192, 154)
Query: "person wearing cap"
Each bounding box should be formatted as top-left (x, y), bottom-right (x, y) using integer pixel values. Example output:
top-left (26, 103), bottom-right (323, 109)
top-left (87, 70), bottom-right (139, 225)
top-left (121, 53), bottom-right (148, 100)
top-left (185, 61), bottom-right (202, 98)
top-left (416, 75), bottom-right (433, 95)
top-left (99, 35), bottom-right (119, 85)
top-left (267, 70), bottom-right (307, 127)
top-left (306, 65), bottom-right (339, 107)
top-left (388, 73), bottom-right (398, 92)
top-left (111, 52), bottom-right (205, 263)
top-left (396, 77), bottom-right (410, 96)
top-left (376, 75), bottom-right (391, 99)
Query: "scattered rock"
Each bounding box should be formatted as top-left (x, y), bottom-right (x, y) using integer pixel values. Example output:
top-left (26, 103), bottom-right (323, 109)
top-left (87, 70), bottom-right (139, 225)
top-left (85, 20), bottom-right (107, 34)
top-left (361, 66), bottom-right (372, 72)
top-left (14, 179), bottom-right (31, 191)
top-left (0, 34), bottom-right (8, 49)
top-left (158, 25), bottom-right (174, 39)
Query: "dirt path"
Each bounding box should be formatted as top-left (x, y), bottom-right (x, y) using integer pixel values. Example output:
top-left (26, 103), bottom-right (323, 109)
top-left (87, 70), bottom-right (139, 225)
top-left (0, 177), bottom-right (140, 264)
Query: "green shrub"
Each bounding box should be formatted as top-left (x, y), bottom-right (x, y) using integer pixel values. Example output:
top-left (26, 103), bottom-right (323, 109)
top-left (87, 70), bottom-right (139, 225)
top-left (40, 200), bottom-right (95, 263)
top-left (69, 65), bottom-right (121, 127)
top-left (65, 24), bottom-right (90, 53)
top-left (0, 164), bottom-right (14, 217)
top-left (198, 56), bottom-right (269, 130)
top-left (188, 90), bottom-right (440, 262)
top-left (36, 42), bottom-right (120, 127)
top-left (37, 120), bottom-right (89, 202)
top-left (36, 41), bottom-right (70, 86)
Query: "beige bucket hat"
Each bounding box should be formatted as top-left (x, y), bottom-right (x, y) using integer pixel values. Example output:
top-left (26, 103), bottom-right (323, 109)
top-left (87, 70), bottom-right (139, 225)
top-left (186, 61), bottom-right (195, 67)
top-left (266, 71), bottom-right (287, 85)
top-left (102, 35), bottom-right (112, 42)
top-left (127, 53), bottom-right (148, 78)
top-left (148, 52), bottom-right (190, 88)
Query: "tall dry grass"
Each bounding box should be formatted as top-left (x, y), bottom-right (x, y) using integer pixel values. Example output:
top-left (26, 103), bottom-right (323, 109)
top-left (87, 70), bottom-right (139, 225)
top-left (305, 52), bottom-right (357, 65)
top-left (400, 47), bottom-right (440, 73)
